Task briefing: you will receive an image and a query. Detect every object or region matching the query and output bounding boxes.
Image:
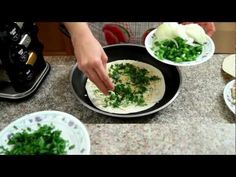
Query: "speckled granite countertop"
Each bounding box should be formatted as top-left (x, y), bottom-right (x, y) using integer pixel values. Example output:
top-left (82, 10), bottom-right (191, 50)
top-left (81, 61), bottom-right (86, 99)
top-left (0, 55), bottom-right (235, 154)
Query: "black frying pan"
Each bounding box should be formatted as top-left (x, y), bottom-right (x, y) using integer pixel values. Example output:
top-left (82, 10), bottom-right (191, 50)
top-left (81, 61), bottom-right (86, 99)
top-left (70, 44), bottom-right (182, 118)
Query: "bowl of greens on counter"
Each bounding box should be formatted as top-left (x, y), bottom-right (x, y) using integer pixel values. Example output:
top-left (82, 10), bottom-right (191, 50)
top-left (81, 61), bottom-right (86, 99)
top-left (145, 22), bottom-right (215, 66)
top-left (0, 111), bottom-right (90, 155)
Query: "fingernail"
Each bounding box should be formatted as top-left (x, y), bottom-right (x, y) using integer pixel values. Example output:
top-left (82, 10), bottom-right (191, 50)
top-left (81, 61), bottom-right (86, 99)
top-left (110, 85), bottom-right (115, 90)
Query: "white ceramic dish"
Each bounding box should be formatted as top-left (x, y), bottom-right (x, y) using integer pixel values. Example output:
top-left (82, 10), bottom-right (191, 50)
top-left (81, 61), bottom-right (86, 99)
top-left (145, 29), bottom-right (215, 66)
top-left (0, 111), bottom-right (91, 155)
top-left (223, 80), bottom-right (236, 114)
top-left (222, 54), bottom-right (235, 78)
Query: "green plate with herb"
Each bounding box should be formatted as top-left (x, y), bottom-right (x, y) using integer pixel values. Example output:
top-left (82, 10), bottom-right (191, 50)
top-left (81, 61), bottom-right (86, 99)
top-left (0, 111), bottom-right (90, 155)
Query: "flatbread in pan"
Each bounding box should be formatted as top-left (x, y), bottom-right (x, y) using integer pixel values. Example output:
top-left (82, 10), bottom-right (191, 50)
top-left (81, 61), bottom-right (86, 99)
top-left (85, 60), bottom-right (165, 114)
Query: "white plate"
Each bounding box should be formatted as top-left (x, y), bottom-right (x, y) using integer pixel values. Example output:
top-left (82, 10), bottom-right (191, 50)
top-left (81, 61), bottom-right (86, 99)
top-left (222, 54), bottom-right (235, 78)
top-left (145, 29), bottom-right (215, 66)
top-left (223, 80), bottom-right (236, 114)
top-left (0, 111), bottom-right (90, 155)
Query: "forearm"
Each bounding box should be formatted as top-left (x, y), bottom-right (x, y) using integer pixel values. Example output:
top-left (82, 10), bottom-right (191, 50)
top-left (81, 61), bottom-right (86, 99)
top-left (64, 22), bottom-right (113, 94)
top-left (63, 22), bottom-right (93, 41)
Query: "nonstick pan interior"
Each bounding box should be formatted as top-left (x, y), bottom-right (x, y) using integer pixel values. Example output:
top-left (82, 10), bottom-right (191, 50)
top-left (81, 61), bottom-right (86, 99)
top-left (70, 44), bottom-right (182, 118)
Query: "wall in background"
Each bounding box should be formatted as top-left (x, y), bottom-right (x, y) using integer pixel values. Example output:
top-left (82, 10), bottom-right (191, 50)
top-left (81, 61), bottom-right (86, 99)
top-left (37, 22), bottom-right (74, 56)
top-left (37, 22), bottom-right (235, 56)
top-left (211, 22), bottom-right (235, 54)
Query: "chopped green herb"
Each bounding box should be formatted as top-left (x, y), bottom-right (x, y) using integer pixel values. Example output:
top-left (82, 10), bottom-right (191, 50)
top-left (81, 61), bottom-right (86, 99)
top-left (0, 125), bottom-right (75, 155)
top-left (152, 37), bottom-right (203, 62)
top-left (69, 144), bottom-right (75, 150)
top-left (102, 63), bottom-right (160, 108)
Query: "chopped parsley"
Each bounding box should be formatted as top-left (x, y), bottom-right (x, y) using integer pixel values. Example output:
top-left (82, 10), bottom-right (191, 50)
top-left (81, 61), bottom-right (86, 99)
top-left (104, 62), bottom-right (160, 108)
top-left (0, 124), bottom-right (75, 155)
top-left (152, 37), bottom-right (203, 62)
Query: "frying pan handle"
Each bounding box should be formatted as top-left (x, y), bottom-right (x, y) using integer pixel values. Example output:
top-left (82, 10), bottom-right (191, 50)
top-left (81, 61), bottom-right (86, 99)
top-left (59, 23), bottom-right (71, 38)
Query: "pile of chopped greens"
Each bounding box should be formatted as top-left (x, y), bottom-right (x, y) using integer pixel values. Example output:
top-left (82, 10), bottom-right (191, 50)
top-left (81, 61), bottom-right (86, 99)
top-left (0, 124), bottom-right (75, 155)
top-left (152, 37), bottom-right (203, 62)
top-left (101, 63), bottom-right (160, 108)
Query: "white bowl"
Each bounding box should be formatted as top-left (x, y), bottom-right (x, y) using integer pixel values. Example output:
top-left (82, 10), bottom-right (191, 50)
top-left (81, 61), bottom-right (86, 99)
top-left (222, 54), bottom-right (235, 78)
top-left (223, 80), bottom-right (236, 114)
top-left (145, 29), bottom-right (215, 66)
top-left (0, 111), bottom-right (90, 155)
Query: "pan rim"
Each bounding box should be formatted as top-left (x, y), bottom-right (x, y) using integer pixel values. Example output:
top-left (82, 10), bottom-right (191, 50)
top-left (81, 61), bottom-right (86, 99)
top-left (70, 44), bottom-right (182, 118)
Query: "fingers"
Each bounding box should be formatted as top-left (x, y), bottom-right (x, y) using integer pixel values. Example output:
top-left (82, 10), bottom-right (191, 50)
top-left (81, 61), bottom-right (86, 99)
top-left (181, 22), bottom-right (216, 37)
top-left (98, 50), bottom-right (115, 91)
top-left (206, 29), bottom-right (215, 37)
top-left (78, 56), bottom-right (114, 95)
top-left (101, 50), bottom-right (108, 68)
top-left (94, 60), bottom-right (114, 91)
top-left (196, 22), bottom-right (216, 37)
top-left (86, 69), bottom-right (109, 95)
top-left (205, 23), bottom-right (216, 37)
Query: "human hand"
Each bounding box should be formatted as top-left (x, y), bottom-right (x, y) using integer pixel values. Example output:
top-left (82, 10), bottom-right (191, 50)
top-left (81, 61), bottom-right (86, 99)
top-left (182, 22), bottom-right (216, 37)
top-left (71, 28), bottom-right (114, 95)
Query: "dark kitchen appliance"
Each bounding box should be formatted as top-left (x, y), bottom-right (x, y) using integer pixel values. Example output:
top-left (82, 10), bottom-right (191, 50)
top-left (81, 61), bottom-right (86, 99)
top-left (0, 22), bottom-right (50, 100)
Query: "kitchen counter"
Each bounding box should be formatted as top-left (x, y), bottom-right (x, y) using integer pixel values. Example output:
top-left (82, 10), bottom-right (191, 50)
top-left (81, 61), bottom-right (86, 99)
top-left (0, 55), bottom-right (235, 154)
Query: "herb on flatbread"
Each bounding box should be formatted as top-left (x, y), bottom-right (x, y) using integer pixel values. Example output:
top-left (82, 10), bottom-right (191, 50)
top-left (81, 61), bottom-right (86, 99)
top-left (103, 63), bottom-right (160, 108)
